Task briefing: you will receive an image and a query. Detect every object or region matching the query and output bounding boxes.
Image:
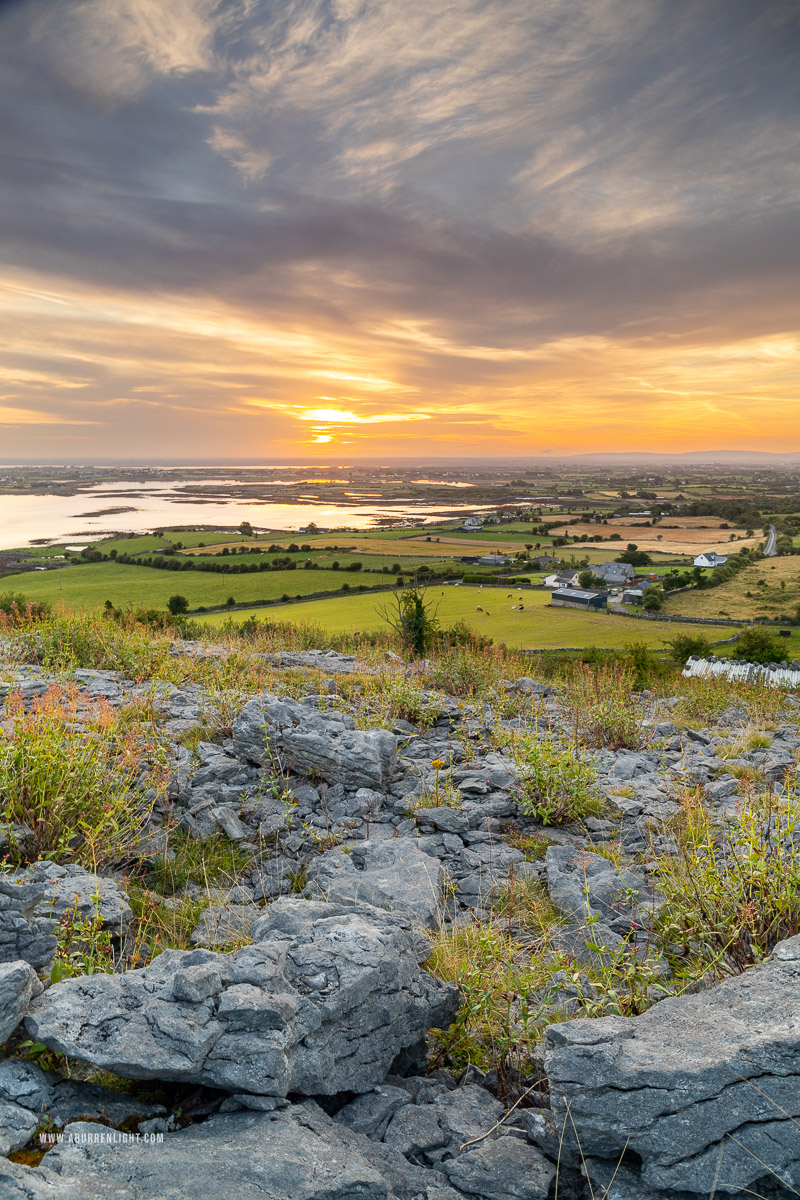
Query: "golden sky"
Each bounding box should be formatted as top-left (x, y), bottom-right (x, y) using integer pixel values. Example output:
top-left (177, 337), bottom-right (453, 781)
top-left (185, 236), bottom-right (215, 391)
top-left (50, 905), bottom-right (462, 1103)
top-left (0, 0), bottom-right (798, 459)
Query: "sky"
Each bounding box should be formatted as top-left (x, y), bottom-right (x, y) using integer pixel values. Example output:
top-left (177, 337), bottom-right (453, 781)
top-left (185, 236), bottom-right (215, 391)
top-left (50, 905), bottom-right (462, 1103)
top-left (0, 0), bottom-right (798, 460)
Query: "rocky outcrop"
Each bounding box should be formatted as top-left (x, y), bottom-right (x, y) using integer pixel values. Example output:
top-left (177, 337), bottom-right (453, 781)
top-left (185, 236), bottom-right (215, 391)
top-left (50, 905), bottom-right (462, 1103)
top-left (25, 898), bottom-right (459, 1097)
top-left (305, 838), bottom-right (444, 926)
top-left (545, 846), bottom-right (659, 933)
top-left (0, 960), bottom-right (43, 1047)
top-left (233, 693), bottom-right (397, 790)
top-left (544, 934), bottom-right (800, 1195)
top-left (12, 861), bottom-right (133, 932)
top-left (0, 874), bottom-right (58, 972)
top-left (0, 1100), bottom-right (464, 1200)
top-left (0, 1058), bottom-right (163, 1156)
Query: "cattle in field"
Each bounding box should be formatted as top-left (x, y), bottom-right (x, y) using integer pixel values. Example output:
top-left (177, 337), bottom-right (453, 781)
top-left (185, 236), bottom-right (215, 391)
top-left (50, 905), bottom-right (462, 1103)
top-left (476, 605), bottom-right (483, 612)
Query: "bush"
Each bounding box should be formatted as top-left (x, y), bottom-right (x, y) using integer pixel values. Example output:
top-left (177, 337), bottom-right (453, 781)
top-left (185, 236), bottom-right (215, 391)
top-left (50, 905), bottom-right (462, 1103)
top-left (642, 588), bottom-right (662, 612)
top-left (378, 586), bottom-right (439, 657)
top-left (0, 592), bottom-right (51, 624)
top-left (657, 791), bottom-right (800, 975)
top-left (666, 633), bottom-right (712, 664)
top-left (508, 733), bottom-right (605, 825)
top-left (166, 594), bottom-right (189, 615)
top-left (731, 627), bottom-right (785, 664)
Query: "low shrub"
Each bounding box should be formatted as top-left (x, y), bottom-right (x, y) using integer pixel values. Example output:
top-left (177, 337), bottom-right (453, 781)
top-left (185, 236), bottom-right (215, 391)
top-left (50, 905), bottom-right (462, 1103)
top-left (562, 663), bottom-right (648, 750)
top-left (656, 790), bottom-right (800, 975)
top-left (508, 733), bottom-right (605, 825)
top-left (0, 685), bottom-right (167, 868)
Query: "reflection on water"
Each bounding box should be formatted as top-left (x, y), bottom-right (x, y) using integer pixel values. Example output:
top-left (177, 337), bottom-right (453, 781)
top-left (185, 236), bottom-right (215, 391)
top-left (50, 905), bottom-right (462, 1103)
top-left (0, 481), bottom-right (490, 550)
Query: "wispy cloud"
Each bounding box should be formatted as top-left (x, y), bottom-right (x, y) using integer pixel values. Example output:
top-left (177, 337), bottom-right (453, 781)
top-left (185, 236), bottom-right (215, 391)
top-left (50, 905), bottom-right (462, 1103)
top-left (0, 0), bottom-right (797, 456)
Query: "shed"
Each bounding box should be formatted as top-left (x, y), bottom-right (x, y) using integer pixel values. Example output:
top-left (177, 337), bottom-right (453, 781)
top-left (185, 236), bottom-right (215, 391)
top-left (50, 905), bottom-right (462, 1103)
top-left (551, 588), bottom-right (607, 611)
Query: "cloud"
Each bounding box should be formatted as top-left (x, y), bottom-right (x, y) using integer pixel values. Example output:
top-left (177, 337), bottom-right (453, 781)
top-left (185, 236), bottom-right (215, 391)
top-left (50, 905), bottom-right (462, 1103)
top-left (0, 0), bottom-right (797, 456)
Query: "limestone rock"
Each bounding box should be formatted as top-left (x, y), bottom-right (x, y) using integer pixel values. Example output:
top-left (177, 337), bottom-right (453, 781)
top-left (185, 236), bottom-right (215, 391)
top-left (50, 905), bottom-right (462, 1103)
top-left (443, 1137), bottom-right (556, 1199)
top-left (0, 874), bottom-right (58, 971)
top-left (12, 860), bottom-right (133, 932)
top-left (545, 934), bottom-right (800, 1194)
top-left (26, 898), bottom-right (459, 1097)
top-left (0, 1100), bottom-right (463, 1200)
top-left (233, 693), bottom-right (397, 790)
top-left (0, 959), bottom-right (43, 1045)
top-left (545, 845), bottom-right (659, 933)
top-left (0, 1058), bottom-right (163, 1155)
top-left (306, 838), bottom-right (444, 926)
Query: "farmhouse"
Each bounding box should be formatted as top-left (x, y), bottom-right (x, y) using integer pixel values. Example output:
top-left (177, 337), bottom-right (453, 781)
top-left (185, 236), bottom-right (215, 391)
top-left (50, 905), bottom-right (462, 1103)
top-left (544, 569), bottom-right (580, 589)
top-left (479, 554), bottom-right (509, 566)
top-left (551, 588), bottom-right (608, 611)
top-left (694, 551), bottom-right (728, 568)
top-left (461, 516), bottom-right (484, 530)
top-left (590, 561), bottom-right (635, 585)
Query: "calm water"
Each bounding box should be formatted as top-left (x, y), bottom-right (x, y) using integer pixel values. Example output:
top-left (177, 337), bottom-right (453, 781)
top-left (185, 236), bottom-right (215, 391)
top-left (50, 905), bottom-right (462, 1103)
top-left (0, 481), bottom-right (486, 550)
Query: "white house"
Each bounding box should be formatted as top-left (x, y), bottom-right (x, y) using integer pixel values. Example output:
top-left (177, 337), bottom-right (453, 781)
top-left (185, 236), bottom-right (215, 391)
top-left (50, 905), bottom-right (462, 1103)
top-left (462, 516), bottom-right (484, 530)
top-left (694, 552), bottom-right (728, 568)
top-left (544, 569), bottom-right (580, 589)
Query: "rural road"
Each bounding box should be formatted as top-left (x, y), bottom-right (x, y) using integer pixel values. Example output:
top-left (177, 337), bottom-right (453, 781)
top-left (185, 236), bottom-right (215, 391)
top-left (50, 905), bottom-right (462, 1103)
top-left (764, 524), bottom-right (778, 556)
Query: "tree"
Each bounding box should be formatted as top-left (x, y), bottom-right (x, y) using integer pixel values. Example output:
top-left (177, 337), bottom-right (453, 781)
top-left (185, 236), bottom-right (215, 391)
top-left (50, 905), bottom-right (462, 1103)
top-left (167, 594), bottom-right (189, 615)
top-left (666, 633), bottom-right (711, 663)
top-left (378, 585), bottom-right (439, 657)
top-left (642, 589), bottom-right (663, 612)
top-left (732, 627), bottom-right (784, 664)
top-left (578, 569), bottom-right (603, 590)
top-left (617, 549), bottom-right (652, 567)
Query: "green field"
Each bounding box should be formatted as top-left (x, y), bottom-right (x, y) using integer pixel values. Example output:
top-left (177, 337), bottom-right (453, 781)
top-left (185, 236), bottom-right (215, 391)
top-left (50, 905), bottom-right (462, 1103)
top-left (195, 586), bottom-right (741, 650)
top-left (177, 551), bottom-right (437, 572)
top-left (5, 564), bottom-right (390, 611)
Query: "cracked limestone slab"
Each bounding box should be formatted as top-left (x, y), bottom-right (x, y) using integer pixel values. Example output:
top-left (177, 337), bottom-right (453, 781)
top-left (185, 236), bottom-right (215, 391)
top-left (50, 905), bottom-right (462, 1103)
top-left (545, 934), bottom-right (800, 1194)
top-left (25, 898), bottom-right (459, 1097)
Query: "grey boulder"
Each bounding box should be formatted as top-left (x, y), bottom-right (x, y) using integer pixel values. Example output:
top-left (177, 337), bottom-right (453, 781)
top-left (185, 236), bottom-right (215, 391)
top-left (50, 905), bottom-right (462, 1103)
top-left (443, 1137), bottom-right (556, 1199)
top-left (0, 959), bottom-right (43, 1045)
top-left (545, 845), bottom-right (659, 933)
top-left (0, 1100), bottom-right (463, 1200)
top-left (306, 838), bottom-right (444, 926)
top-left (233, 693), bottom-right (397, 790)
top-left (545, 934), bottom-right (800, 1194)
top-left (0, 1058), bottom-right (163, 1155)
top-left (25, 898), bottom-right (459, 1096)
top-left (13, 860), bottom-right (133, 932)
top-left (0, 874), bottom-right (58, 971)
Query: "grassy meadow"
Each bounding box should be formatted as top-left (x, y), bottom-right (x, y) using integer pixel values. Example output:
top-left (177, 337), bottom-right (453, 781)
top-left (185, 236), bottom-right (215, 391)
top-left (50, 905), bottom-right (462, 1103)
top-left (194, 585), bottom-right (741, 650)
top-left (665, 556), bottom-right (800, 621)
top-left (5, 563), bottom-right (386, 612)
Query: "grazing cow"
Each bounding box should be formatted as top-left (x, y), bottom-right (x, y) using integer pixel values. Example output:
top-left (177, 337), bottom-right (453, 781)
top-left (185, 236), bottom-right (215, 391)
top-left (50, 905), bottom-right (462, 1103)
top-left (518, 604), bottom-right (525, 611)
top-left (476, 605), bottom-right (483, 612)
top-left (484, 609), bottom-right (491, 616)
top-left (507, 593), bottom-right (513, 598)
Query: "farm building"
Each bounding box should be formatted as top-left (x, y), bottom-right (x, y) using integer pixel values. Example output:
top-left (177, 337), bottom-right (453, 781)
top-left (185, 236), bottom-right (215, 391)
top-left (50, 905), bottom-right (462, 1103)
top-left (544, 570), bottom-right (580, 589)
top-left (551, 588), bottom-right (608, 611)
top-left (694, 552), bottom-right (728, 568)
top-left (623, 588), bottom-right (645, 604)
top-left (479, 554), bottom-right (509, 566)
top-left (590, 561), bottom-right (635, 585)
